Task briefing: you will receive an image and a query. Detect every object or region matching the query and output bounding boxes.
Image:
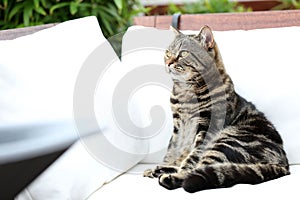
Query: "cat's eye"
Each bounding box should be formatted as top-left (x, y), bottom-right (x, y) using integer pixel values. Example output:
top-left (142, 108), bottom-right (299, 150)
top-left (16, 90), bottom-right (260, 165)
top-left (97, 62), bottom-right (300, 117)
top-left (179, 50), bottom-right (189, 58)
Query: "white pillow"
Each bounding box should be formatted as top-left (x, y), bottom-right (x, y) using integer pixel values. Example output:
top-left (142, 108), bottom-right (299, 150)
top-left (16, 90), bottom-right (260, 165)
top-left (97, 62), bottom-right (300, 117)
top-left (0, 16), bottom-right (103, 125)
top-left (0, 16), bottom-right (105, 163)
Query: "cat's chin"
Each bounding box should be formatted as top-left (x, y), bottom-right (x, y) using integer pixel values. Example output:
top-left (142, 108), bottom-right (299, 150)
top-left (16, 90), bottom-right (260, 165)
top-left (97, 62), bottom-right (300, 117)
top-left (165, 65), bottom-right (170, 73)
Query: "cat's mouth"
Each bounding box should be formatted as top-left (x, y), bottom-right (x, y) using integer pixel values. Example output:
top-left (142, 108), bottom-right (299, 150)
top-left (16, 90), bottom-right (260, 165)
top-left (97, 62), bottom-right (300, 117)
top-left (165, 64), bottom-right (171, 73)
top-left (165, 63), bottom-right (184, 75)
top-left (165, 63), bottom-right (177, 74)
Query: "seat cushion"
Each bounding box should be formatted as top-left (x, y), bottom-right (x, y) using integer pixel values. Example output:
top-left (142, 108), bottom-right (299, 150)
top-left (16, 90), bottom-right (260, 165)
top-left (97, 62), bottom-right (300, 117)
top-left (88, 164), bottom-right (300, 200)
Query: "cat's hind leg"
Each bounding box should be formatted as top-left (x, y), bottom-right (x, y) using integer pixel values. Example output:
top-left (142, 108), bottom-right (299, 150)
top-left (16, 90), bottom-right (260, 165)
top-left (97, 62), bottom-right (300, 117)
top-left (158, 173), bottom-right (184, 190)
top-left (182, 163), bottom-right (290, 193)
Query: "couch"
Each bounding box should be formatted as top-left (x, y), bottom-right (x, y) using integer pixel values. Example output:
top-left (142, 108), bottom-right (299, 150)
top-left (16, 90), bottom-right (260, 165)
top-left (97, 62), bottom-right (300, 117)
top-left (0, 10), bottom-right (299, 200)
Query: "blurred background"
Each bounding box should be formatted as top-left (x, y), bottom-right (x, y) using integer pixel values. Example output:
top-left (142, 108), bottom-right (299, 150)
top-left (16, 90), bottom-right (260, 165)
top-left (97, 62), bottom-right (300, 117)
top-left (0, 0), bottom-right (300, 39)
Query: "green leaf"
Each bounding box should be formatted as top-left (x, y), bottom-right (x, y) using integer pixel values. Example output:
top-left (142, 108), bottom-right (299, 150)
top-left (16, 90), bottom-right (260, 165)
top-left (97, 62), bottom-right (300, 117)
top-left (23, 6), bottom-right (33, 26)
top-left (50, 2), bottom-right (70, 15)
top-left (40, 0), bottom-right (47, 7)
top-left (33, 0), bottom-right (39, 8)
top-left (3, 0), bottom-right (8, 8)
top-left (114, 0), bottom-right (123, 11)
top-left (98, 10), bottom-right (114, 36)
top-left (102, 4), bottom-right (122, 19)
top-left (8, 4), bottom-right (24, 20)
top-left (34, 6), bottom-right (47, 16)
top-left (70, 2), bottom-right (78, 15)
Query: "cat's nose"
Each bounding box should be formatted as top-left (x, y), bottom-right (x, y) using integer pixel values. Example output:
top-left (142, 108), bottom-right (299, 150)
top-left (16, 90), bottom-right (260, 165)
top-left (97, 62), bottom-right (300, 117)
top-left (165, 58), bottom-right (175, 66)
top-left (165, 58), bottom-right (174, 73)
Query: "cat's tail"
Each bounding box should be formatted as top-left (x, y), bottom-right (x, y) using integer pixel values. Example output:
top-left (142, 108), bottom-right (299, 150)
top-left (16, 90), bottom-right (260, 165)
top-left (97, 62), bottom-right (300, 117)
top-left (182, 163), bottom-right (290, 193)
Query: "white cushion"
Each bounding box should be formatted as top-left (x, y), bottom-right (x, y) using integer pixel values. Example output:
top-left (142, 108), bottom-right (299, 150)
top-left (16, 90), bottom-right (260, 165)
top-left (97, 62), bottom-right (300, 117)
top-left (0, 16), bottom-right (104, 164)
top-left (16, 138), bottom-right (121, 200)
top-left (88, 164), bottom-right (300, 200)
top-left (0, 16), bottom-right (103, 125)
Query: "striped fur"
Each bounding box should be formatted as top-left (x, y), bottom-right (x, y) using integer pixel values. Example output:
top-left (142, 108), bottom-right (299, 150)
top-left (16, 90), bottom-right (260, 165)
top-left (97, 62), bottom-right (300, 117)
top-left (143, 26), bottom-right (290, 192)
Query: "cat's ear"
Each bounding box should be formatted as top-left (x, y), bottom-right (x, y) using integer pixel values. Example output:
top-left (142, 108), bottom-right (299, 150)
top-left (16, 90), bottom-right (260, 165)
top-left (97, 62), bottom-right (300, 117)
top-left (170, 26), bottom-right (182, 35)
top-left (197, 25), bottom-right (214, 49)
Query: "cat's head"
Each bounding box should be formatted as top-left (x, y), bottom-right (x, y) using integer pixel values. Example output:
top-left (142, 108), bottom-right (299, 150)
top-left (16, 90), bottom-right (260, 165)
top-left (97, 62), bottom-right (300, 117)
top-left (165, 26), bottom-right (218, 83)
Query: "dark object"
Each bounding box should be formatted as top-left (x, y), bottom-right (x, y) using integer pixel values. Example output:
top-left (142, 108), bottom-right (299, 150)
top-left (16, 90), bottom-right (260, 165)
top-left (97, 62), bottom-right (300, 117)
top-left (172, 13), bottom-right (181, 29)
top-left (0, 148), bottom-right (68, 200)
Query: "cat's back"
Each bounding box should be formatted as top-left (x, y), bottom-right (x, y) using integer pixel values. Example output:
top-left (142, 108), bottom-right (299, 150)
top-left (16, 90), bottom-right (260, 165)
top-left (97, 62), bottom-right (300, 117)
top-left (226, 93), bottom-right (287, 156)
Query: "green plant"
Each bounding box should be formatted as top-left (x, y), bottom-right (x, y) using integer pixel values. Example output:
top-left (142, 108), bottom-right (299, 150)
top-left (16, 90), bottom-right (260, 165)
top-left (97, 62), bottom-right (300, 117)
top-left (0, 0), bottom-right (148, 38)
top-left (272, 0), bottom-right (300, 10)
top-left (167, 0), bottom-right (251, 14)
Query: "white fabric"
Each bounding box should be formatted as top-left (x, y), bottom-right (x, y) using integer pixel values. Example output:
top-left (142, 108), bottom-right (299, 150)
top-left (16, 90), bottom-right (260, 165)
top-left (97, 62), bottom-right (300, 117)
top-left (0, 16), bottom-right (103, 125)
top-left (0, 15), bottom-right (108, 165)
top-left (88, 164), bottom-right (300, 200)
top-left (16, 137), bottom-right (121, 200)
top-left (0, 16), bottom-right (103, 164)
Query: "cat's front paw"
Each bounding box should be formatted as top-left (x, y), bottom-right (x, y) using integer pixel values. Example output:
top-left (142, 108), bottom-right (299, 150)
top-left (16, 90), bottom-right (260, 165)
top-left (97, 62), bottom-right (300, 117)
top-left (159, 173), bottom-right (183, 190)
top-left (153, 165), bottom-right (178, 178)
top-left (143, 169), bottom-right (155, 178)
top-left (143, 165), bottom-right (178, 178)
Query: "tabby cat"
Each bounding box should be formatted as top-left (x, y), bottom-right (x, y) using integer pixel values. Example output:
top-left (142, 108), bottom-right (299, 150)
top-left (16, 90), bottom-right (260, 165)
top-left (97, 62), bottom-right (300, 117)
top-left (143, 26), bottom-right (290, 193)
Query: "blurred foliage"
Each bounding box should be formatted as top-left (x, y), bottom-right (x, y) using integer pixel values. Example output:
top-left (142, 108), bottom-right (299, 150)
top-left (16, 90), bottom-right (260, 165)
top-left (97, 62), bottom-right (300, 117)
top-left (167, 0), bottom-right (251, 14)
top-left (272, 0), bottom-right (300, 10)
top-left (0, 0), bottom-right (149, 38)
